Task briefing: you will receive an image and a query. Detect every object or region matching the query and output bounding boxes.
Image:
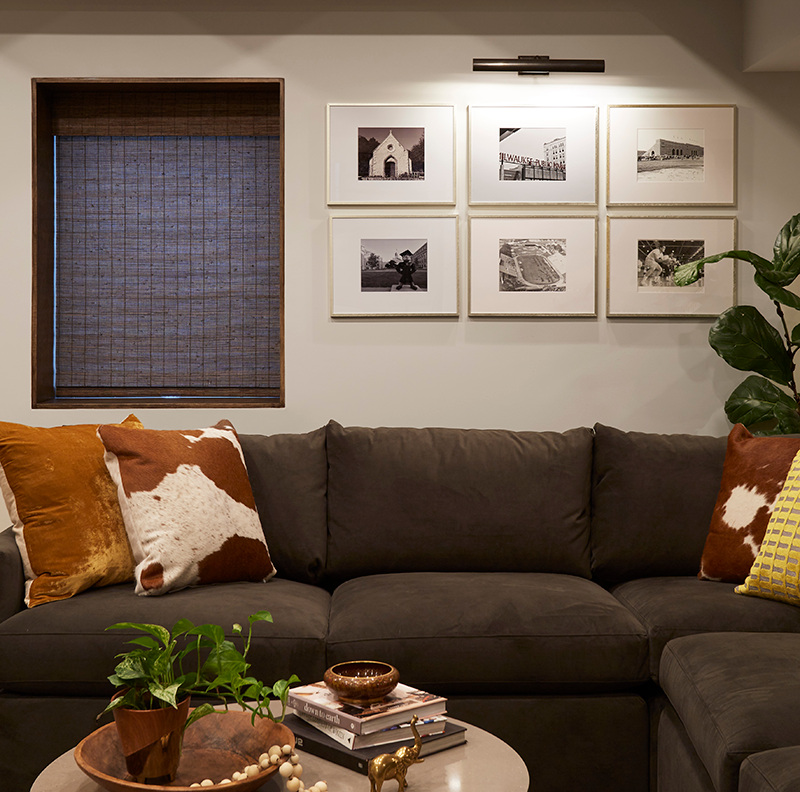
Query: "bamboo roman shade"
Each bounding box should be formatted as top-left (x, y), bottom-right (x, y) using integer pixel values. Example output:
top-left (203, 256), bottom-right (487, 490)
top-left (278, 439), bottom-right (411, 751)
top-left (33, 81), bottom-right (284, 407)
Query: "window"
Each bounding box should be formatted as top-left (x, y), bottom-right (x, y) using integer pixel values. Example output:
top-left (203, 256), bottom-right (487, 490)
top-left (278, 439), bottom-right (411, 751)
top-left (32, 79), bottom-right (284, 408)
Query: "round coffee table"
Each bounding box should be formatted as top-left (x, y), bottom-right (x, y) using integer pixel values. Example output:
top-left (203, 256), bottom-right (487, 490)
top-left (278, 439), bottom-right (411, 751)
top-left (32, 716), bottom-right (529, 792)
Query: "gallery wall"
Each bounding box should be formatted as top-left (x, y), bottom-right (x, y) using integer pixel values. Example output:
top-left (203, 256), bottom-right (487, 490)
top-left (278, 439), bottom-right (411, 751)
top-left (1, 0), bottom-right (799, 437)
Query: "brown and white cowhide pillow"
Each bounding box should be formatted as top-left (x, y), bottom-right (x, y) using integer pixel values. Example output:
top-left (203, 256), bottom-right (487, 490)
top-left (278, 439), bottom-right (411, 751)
top-left (98, 420), bottom-right (276, 596)
top-left (698, 423), bottom-right (800, 583)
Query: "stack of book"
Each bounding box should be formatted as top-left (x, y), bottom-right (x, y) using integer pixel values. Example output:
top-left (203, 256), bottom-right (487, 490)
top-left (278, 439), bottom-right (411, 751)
top-left (285, 680), bottom-right (467, 775)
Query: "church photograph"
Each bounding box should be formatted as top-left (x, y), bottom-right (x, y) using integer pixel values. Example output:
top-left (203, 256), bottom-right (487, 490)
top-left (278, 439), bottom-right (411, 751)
top-left (358, 127), bottom-right (425, 180)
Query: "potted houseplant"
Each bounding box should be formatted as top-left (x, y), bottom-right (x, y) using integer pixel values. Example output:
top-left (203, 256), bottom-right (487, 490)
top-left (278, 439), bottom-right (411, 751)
top-left (101, 610), bottom-right (299, 784)
top-left (674, 213), bottom-right (800, 435)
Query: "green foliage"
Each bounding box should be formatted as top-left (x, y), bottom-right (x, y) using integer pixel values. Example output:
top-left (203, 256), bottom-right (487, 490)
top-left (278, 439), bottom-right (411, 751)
top-left (101, 611), bottom-right (300, 730)
top-left (674, 213), bottom-right (800, 435)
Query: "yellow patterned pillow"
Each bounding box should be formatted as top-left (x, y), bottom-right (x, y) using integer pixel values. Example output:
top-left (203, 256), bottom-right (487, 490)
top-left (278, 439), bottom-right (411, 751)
top-left (736, 447), bottom-right (800, 605)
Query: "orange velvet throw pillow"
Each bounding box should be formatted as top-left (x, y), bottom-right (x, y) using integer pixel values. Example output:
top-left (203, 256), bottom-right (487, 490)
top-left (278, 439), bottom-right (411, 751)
top-left (0, 415), bottom-right (141, 607)
top-left (698, 424), bottom-right (800, 583)
top-left (98, 420), bottom-right (276, 596)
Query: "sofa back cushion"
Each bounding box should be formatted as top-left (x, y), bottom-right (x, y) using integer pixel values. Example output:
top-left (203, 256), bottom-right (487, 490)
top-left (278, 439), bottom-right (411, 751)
top-left (325, 420), bottom-right (593, 584)
top-left (240, 427), bottom-right (328, 585)
top-left (591, 423), bottom-right (727, 583)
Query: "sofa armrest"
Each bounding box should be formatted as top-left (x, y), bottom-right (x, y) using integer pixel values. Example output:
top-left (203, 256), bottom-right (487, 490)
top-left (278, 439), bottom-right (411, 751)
top-left (0, 527), bottom-right (23, 620)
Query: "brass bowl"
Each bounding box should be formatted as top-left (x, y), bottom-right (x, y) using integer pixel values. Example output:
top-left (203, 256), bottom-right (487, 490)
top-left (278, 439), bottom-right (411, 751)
top-left (323, 661), bottom-right (400, 706)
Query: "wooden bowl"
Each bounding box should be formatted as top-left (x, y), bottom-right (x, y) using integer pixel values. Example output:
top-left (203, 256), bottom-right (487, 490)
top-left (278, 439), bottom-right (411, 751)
top-left (75, 710), bottom-right (294, 792)
top-left (323, 661), bottom-right (400, 705)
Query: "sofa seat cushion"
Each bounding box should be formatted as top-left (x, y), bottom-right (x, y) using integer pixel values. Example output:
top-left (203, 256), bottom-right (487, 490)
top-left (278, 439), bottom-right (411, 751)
top-left (657, 704), bottom-right (716, 792)
top-left (660, 633), bottom-right (800, 792)
top-left (327, 572), bottom-right (648, 695)
top-left (325, 422), bottom-right (593, 585)
top-left (740, 748), bottom-right (800, 792)
top-left (611, 577), bottom-right (800, 681)
top-left (0, 579), bottom-right (330, 697)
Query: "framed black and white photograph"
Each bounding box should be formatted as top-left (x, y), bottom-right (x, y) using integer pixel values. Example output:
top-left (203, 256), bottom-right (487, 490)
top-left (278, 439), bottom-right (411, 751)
top-left (330, 216), bottom-right (458, 317)
top-left (607, 105), bottom-right (736, 206)
top-left (468, 106), bottom-right (598, 205)
top-left (469, 216), bottom-right (596, 316)
top-left (327, 105), bottom-right (455, 205)
top-left (607, 216), bottom-right (737, 317)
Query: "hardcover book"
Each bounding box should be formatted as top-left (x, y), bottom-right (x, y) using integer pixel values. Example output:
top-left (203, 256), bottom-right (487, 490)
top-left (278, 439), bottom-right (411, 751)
top-left (284, 713), bottom-right (467, 775)
top-left (286, 681), bottom-right (447, 735)
top-left (295, 711), bottom-right (447, 750)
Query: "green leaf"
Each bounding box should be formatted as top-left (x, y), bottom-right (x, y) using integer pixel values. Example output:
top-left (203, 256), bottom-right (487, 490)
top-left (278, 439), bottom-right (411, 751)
top-left (244, 682), bottom-right (266, 701)
top-left (173, 672), bottom-right (195, 690)
top-left (248, 611), bottom-right (273, 625)
top-left (113, 656), bottom-right (148, 681)
top-left (187, 624), bottom-right (226, 644)
top-left (172, 618), bottom-right (195, 636)
top-left (149, 680), bottom-right (181, 708)
top-left (107, 622), bottom-right (171, 648)
top-left (754, 273), bottom-right (800, 310)
top-left (674, 249), bottom-right (774, 287)
top-left (708, 305), bottom-right (793, 385)
top-left (673, 259), bottom-right (706, 286)
top-left (201, 653), bottom-right (248, 687)
top-left (100, 689), bottom-right (139, 716)
top-left (771, 213), bottom-right (800, 286)
top-left (125, 636), bottom-right (160, 650)
top-left (272, 676), bottom-right (300, 705)
top-left (151, 652), bottom-right (174, 680)
top-left (723, 375), bottom-right (800, 432)
top-left (185, 702), bottom-right (216, 731)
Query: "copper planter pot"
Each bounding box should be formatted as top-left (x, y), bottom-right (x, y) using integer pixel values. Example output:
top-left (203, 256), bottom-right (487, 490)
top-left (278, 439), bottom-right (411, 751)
top-left (112, 696), bottom-right (190, 784)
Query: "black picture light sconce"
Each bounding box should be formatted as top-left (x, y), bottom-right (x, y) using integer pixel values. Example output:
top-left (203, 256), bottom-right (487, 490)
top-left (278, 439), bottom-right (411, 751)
top-left (472, 55), bottom-right (605, 75)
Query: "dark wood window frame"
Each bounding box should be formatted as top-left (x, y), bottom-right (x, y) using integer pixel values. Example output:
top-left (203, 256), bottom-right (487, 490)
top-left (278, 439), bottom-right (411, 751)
top-left (32, 78), bottom-right (285, 409)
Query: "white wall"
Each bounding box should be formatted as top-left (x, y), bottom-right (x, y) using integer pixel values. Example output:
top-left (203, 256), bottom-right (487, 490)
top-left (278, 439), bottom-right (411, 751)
top-left (1, 0), bottom-right (798, 437)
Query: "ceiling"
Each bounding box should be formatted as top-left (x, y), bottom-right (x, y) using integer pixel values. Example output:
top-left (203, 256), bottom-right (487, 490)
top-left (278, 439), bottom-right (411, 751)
top-left (0, 0), bottom-right (798, 71)
top-left (744, 0), bottom-right (800, 70)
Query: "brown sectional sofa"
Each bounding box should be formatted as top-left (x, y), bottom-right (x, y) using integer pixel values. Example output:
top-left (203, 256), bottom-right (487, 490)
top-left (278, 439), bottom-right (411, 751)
top-left (1, 420), bottom-right (800, 791)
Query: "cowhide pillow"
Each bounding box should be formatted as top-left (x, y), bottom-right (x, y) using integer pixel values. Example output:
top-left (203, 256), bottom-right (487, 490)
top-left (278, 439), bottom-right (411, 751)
top-left (98, 420), bottom-right (276, 596)
top-left (698, 423), bottom-right (800, 583)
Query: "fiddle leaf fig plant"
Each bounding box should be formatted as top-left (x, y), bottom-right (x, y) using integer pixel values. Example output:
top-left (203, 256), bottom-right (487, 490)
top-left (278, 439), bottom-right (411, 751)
top-left (674, 213), bottom-right (800, 435)
top-left (101, 610), bottom-right (300, 731)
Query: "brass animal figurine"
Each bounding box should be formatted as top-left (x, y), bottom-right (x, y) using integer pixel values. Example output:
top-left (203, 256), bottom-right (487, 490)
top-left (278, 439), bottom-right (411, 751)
top-left (367, 714), bottom-right (425, 792)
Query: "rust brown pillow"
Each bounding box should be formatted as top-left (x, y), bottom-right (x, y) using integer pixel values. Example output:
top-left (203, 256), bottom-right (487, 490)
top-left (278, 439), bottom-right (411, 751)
top-left (98, 419), bottom-right (275, 596)
top-left (0, 415), bottom-right (141, 607)
top-left (698, 424), bottom-right (800, 582)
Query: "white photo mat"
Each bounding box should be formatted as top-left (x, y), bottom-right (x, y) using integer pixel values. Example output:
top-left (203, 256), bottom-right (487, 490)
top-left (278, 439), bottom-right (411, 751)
top-left (469, 216), bottom-right (597, 316)
top-left (327, 104), bottom-right (456, 205)
top-left (469, 106), bottom-right (598, 205)
top-left (330, 215), bottom-right (459, 317)
top-left (607, 105), bottom-right (736, 206)
top-left (606, 216), bottom-right (737, 317)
